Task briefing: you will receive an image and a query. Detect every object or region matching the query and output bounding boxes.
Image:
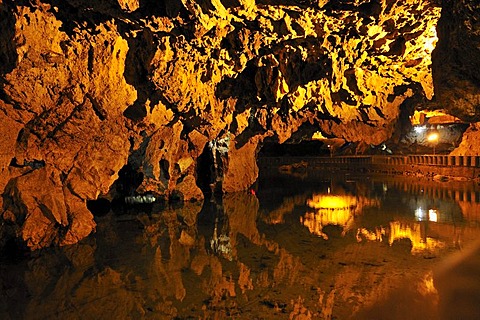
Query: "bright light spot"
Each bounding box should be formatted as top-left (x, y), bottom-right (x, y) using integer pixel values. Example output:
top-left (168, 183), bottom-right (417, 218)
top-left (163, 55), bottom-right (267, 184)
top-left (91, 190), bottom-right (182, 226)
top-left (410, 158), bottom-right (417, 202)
top-left (307, 195), bottom-right (357, 210)
top-left (424, 26), bottom-right (438, 53)
top-left (389, 221), bottom-right (445, 254)
top-left (427, 132), bottom-right (439, 142)
top-left (428, 209), bottom-right (438, 222)
top-left (415, 207), bottom-right (426, 221)
top-left (303, 194), bottom-right (358, 239)
top-left (414, 126), bottom-right (426, 133)
top-left (312, 131), bottom-right (327, 140)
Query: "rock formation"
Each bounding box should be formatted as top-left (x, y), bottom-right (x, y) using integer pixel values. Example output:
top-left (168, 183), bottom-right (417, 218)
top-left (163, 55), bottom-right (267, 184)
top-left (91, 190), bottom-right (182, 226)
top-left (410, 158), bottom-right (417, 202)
top-left (0, 0), bottom-right (477, 249)
top-left (432, 0), bottom-right (480, 122)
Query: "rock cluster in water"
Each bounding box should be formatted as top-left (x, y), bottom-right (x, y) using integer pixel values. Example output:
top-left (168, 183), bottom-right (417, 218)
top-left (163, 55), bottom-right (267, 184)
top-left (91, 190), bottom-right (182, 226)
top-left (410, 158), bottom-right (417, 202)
top-left (0, 0), bottom-right (478, 249)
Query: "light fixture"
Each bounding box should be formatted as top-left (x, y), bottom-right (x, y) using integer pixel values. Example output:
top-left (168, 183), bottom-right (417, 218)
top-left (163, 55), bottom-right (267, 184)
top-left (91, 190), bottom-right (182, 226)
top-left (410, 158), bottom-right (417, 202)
top-left (427, 131), bottom-right (439, 155)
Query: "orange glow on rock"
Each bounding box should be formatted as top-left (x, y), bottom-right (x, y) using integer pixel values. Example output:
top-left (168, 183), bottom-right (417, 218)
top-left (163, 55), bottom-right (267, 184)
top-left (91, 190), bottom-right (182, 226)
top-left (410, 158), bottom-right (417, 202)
top-left (389, 221), bottom-right (445, 254)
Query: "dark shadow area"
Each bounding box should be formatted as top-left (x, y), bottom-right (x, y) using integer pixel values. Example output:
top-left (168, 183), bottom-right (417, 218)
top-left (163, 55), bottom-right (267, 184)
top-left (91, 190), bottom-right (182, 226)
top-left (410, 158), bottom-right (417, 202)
top-left (216, 62), bottom-right (258, 101)
top-left (42, 0), bottom-right (121, 36)
top-left (258, 139), bottom-right (329, 157)
top-left (122, 28), bottom-right (157, 121)
top-left (137, 0), bottom-right (188, 18)
top-left (216, 37), bottom-right (332, 106)
top-left (0, 2), bottom-right (17, 77)
top-left (255, 0), bottom-right (316, 8)
top-left (40, 0), bottom-right (189, 38)
top-left (0, 237), bottom-right (30, 263)
top-left (196, 143), bottom-right (215, 199)
top-left (123, 103), bottom-right (147, 121)
top-left (277, 40), bottom-right (332, 90)
top-left (323, 0), bottom-right (382, 18)
top-left (114, 163), bottom-right (144, 198)
top-left (86, 198), bottom-right (111, 216)
top-left (219, 0), bottom-right (241, 9)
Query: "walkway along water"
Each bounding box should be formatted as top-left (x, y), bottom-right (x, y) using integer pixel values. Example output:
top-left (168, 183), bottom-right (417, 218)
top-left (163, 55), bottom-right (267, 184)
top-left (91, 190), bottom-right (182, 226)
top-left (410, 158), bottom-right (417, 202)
top-left (258, 155), bottom-right (480, 181)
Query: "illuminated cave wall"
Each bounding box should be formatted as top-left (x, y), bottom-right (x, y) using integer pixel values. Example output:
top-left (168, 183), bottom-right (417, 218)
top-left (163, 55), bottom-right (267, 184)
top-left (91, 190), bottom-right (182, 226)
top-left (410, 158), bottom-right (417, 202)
top-left (0, 0), bottom-right (477, 249)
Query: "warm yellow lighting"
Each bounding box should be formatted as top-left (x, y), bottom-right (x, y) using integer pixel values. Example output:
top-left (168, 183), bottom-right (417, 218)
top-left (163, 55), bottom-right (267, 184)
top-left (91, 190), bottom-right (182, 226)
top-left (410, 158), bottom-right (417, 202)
top-left (389, 221), bottom-right (444, 254)
top-left (303, 194), bottom-right (358, 239)
top-left (307, 195), bottom-right (357, 210)
top-left (427, 132), bottom-right (439, 142)
top-left (427, 131), bottom-right (439, 154)
top-left (303, 194), bottom-right (380, 239)
top-left (409, 110), bottom-right (461, 126)
top-left (312, 131), bottom-right (327, 140)
top-left (414, 271), bottom-right (440, 308)
top-left (424, 26), bottom-right (438, 54)
top-left (301, 209), bottom-right (354, 240)
top-left (356, 227), bottom-right (385, 242)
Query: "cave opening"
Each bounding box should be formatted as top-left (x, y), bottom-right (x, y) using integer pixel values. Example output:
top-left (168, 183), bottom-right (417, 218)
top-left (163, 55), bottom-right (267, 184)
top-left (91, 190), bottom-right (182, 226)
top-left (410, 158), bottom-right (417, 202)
top-left (196, 143), bottom-right (216, 199)
top-left (85, 163), bottom-right (148, 216)
top-left (86, 198), bottom-right (111, 217)
top-left (115, 163), bottom-right (145, 198)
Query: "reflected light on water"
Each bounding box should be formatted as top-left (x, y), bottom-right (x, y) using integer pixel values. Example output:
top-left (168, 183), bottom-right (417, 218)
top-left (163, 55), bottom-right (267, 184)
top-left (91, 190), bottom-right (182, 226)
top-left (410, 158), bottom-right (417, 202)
top-left (303, 194), bottom-right (380, 240)
top-left (5, 174), bottom-right (480, 319)
top-left (428, 209), bottom-right (438, 222)
top-left (415, 207), bottom-right (427, 221)
top-left (356, 227), bottom-right (385, 242)
top-left (304, 195), bottom-right (446, 254)
top-left (357, 222), bottom-right (447, 255)
top-left (389, 221), bottom-right (445, 254)
top-left (415, 207), bottom-right (439, 222)
top-left (303, 194), bottom-right (358, 239)
top-left (307, 194), bottom-right (357, 210)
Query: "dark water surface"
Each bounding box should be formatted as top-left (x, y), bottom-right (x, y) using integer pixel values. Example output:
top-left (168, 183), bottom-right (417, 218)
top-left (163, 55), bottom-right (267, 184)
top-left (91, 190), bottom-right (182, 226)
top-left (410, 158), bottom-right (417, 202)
top-left (2, 170), bottom-right (480, 319)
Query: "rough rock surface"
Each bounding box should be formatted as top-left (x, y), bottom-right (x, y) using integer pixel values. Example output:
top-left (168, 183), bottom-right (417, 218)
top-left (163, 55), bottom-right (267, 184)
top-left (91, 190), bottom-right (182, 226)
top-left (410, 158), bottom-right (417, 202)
top-left (432, 0), bottom-right (480, 122)
top-left (431, 0), bottom-right (480, 156)
top-left (450, 123), bottom-right (480, 156)
top-left (0, 0), bottom-right (473, 249)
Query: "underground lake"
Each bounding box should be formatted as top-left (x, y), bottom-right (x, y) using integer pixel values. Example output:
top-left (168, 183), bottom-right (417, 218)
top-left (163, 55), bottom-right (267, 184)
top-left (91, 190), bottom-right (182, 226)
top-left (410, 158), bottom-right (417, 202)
top-left (2, 168), bottom-right (480, 320)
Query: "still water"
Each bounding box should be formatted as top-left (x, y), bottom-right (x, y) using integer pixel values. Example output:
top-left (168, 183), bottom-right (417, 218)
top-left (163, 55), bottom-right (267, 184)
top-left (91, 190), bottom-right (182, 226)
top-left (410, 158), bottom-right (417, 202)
top-left (2, 170), bottom-right (480, 320)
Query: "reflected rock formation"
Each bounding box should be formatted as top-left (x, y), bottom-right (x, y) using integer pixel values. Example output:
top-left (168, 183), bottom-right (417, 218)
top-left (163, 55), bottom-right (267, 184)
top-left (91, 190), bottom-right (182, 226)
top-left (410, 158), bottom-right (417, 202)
top-left (388, 221), bottom-right (445, 254)
top-left (3, 176), bottom-right (480, 319)
top-left (303, 193), bottom-right (380, 239)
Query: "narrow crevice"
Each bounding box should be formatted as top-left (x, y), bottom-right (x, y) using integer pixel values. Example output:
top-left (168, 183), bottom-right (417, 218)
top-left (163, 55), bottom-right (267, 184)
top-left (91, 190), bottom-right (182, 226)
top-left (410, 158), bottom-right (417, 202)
top-left (196, 143), bottom-right (215, 198)
top-left (86, 198), bottom-right (111, 216)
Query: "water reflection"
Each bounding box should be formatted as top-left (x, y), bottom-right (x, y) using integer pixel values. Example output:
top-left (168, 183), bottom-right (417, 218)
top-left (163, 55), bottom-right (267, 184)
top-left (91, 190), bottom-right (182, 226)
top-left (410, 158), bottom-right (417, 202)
top-left (302, 194), bottom-right (379, 239)
top-left (295, 177), bottom-right (470, 256)
top-left (1, 174), bottom-right (480, 319)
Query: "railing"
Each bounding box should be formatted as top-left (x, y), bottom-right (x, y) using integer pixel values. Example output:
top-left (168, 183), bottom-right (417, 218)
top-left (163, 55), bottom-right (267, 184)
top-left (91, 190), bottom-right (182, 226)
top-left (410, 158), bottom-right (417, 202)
top-left (375, 155), bottom-right (480, 167)
top-left (259, 155), bottom-right (480, 168)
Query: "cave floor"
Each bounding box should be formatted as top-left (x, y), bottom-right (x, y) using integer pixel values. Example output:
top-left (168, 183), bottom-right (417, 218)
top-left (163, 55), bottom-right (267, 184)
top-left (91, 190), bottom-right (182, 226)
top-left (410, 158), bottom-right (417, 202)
top-left (2, 172), bottom-right (480, 319)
